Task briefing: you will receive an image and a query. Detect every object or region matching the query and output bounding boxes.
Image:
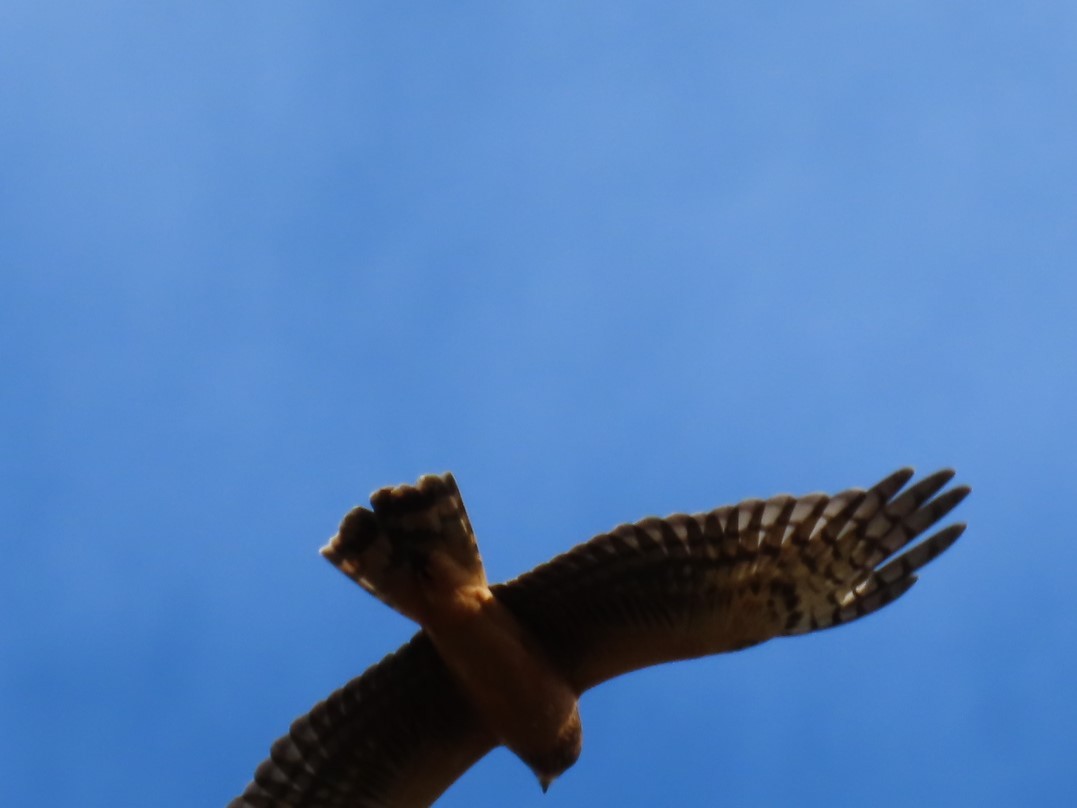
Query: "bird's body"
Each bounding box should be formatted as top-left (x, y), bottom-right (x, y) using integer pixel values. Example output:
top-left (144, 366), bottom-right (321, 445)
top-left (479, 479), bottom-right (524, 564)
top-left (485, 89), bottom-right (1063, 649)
top-left (417, 573), bottom-right (581, 789)
top-left (232, 468), bottom-right (969, 807)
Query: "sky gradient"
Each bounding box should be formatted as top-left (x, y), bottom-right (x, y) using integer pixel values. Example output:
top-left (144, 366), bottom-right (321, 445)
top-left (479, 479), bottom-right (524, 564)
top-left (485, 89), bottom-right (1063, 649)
top-left (3, 3), bottom-right (1076, 806)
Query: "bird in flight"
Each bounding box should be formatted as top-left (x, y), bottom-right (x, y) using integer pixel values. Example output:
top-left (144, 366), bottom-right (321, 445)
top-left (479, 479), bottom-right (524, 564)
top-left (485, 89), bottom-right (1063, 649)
top-left (231, 467), bottom-right (969, 807)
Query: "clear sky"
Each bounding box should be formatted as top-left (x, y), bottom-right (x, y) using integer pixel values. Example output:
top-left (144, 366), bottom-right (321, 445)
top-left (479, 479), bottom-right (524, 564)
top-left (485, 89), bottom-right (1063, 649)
top-left (3, 3), bottom-right (1076, 806)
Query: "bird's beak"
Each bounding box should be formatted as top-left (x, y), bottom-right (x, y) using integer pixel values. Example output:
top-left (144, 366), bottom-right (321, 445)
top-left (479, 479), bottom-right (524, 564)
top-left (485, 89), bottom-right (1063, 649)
top-left (318, 536), bottom-right (336, 558)
top-left (539, 775), bottom-right (554, 794)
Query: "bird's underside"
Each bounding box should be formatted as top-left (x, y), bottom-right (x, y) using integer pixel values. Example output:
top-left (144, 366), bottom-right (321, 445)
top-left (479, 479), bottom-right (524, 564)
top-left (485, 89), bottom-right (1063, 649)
top-left (231, 468), bottom-right (970, 807)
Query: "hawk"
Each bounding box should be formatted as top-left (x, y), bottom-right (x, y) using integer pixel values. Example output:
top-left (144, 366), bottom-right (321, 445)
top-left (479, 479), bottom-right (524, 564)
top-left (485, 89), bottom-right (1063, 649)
top-left (231, 467), bottom-right (969, 807)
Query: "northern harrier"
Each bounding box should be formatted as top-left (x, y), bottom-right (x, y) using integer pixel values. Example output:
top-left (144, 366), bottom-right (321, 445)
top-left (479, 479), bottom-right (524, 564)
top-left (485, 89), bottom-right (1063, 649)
top-left (231, 468), bottom-right (969, 806)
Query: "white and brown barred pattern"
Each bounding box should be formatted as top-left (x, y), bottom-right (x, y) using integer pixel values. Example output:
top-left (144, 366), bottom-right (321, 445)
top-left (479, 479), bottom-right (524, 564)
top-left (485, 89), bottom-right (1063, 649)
top-left (321, 473), bottom-right (485, 616)
top-left (493, 468), bottom-right (969, 692)
top-left (229, 632), bottom-right (494, 808)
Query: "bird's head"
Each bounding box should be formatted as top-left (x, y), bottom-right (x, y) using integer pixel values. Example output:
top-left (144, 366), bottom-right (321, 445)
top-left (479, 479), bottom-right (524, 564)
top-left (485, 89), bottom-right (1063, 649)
top-left (524, 717), bottom-right (582, 794)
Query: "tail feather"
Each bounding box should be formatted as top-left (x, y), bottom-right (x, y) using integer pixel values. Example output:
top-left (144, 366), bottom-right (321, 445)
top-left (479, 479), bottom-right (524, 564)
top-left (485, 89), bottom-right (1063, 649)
top-left (321, 473), bottom-right (486, 622)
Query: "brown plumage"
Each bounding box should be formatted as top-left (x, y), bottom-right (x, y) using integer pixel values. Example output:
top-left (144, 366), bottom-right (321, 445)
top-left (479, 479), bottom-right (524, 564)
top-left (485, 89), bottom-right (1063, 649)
top-left (231, 468), bottom-right (969, 807)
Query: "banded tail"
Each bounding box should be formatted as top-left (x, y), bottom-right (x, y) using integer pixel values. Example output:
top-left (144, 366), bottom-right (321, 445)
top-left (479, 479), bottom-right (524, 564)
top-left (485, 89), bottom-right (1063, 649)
top-left (321, 472), bottom-right (488, 624)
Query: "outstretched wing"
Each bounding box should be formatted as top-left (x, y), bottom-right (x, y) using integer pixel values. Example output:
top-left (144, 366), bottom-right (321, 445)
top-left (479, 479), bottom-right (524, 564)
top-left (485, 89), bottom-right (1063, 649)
top-left (230, 632), bottom-right (496, 808)
top-left (493, 468), bottom-right (969, 693)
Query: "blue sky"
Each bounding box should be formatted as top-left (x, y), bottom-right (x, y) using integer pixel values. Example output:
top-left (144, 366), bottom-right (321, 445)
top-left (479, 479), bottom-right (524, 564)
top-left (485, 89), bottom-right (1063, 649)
top-left (3, 3), bottom-right (1076, 806)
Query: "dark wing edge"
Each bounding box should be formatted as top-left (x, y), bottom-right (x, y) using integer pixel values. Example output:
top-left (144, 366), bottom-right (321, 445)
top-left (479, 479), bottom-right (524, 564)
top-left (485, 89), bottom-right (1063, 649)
top-left (229, 632), bottom-right (496, 808)
top-left (493, 468), bottom-right (970, 693)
